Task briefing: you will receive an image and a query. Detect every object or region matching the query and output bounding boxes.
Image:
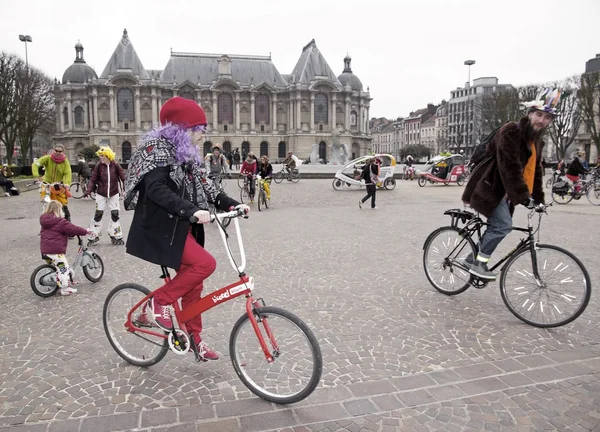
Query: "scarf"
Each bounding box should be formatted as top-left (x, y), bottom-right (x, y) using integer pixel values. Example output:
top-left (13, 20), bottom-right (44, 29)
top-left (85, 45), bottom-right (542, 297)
top-left (51, 153), bottom-right (66, 164)
top-left (124, 138), bottom-right (218, 211)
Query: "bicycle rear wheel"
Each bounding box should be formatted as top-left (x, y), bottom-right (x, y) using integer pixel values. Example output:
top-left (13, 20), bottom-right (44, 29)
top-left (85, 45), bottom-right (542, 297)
top-left (230, 306), bottom-right (322, 404)
top-left (291, 171), bottom-right (301, 183)
top-left (103, 283), bottom-right (169, 367)
top-left (552, 186), bottom-right (574, 204)
top-left (30, 264), bottom-right (58, 297)
top-left (71, 183), bottom-right (84, 199)
top-left (500, 244), bottom-right (591, 328)
top-left (423, 226), bottom-right (476, 295)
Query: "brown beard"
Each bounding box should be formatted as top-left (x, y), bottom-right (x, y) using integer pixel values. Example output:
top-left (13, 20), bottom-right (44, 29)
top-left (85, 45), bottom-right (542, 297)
top-left (524, 117), bottom-right (545, 145)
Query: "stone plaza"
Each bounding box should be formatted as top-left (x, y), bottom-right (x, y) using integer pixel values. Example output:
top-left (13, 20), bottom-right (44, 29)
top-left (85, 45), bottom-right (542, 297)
top-left (0, 179), bottom-right (599, 432)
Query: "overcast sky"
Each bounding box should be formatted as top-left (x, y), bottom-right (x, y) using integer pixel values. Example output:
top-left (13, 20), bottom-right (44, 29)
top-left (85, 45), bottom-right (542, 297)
top-left (1, 0), bottom-right (598, 120)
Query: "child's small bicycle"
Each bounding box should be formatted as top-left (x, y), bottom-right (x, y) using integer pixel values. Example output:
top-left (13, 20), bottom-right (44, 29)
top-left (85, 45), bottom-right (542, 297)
top-left (102, 209), bottom-right (322, 404)
top-left (30, 235), bottom-right (105, 297)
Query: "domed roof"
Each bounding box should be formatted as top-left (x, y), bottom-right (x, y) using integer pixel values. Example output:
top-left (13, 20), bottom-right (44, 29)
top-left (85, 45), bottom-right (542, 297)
top-left (61, 41), bottom-right (97, 84)
top-left (337, 55), bottom-right (363, 91)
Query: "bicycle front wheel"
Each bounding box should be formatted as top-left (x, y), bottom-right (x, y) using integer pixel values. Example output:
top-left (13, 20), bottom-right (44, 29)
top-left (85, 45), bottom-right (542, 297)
top-left (257, 189), bottom-right (263, 211)
top-left (83, 252), bottom-right (104, 282)
top-left (500, 244), bottom-right (591, 328)
top-left (71, 183), bottom-right (84, 199)
top-left (240, 185), bottom-right (250, 204)
top-left (103, 283), bottom-right (169, 367)
top-left (230, 306), bottom-right (323, 404)
top-left (423, 226), bottom-right (476, 295)
top-left (586, 183), bottom-right (600, 206)
top-left (274, 171), bottom-right (284, 184)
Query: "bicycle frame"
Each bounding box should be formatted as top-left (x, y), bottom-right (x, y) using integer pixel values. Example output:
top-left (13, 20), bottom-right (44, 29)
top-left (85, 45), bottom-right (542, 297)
top-left (124, 211), bottom-right (279, 362)
top-left (445, 206), bottom-right (546, 281)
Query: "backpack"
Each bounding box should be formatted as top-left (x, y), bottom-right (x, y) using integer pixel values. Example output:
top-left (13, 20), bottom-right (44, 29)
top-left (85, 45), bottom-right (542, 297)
top-left (468, 123), bottom-right (507, 169)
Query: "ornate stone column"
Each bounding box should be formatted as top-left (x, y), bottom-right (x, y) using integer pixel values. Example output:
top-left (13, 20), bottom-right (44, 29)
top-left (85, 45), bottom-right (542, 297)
top-left (92, 88), bottom-right (99, 129)
top-left (151, 88), bottom-right (157, 125)
top-left (357, 99), bottom-right (363, 134)
top-left (331, 94), bottom-right (337, 131)
top-left (84, 99), bottom-right (89, 130)
top-left (288, 98), bottom-right (293, 131)
top-left (109, 87), bottom-right (116, 130)
top-left (296, 91), bottom-right (301, 131)
top-left (366, 105), bottom-right (370, 134)
top-left (271, 93), bottom-right (277, 132)
top-left (310, 92), bottom-right (315, 133)
top-left (250, 92), bottom-right (256, 134)
top-left (67, 92), bottom-right (73, 132)
top-left (345, 96), bottom-right (351, 132)
top-left (235, 92), bottom-right (240, 132)
top-left (134, 87), bottom-right (141, 129)
top-left (212, 92), bottom-right (218, 131)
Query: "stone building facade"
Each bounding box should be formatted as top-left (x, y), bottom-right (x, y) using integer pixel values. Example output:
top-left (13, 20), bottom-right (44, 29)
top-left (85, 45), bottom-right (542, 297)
top-left (53, 30), bottom-right (372, 163)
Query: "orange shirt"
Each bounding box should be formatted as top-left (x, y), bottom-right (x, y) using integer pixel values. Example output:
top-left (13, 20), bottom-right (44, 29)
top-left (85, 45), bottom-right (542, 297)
top-left (522, 141), bottom-right (537, 194)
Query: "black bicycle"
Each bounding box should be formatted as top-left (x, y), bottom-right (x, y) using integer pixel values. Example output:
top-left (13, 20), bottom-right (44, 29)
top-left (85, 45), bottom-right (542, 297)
top-left (274, 166), bottom-right (300, 184)
top-left (422, 202), bottom-right (591, 328)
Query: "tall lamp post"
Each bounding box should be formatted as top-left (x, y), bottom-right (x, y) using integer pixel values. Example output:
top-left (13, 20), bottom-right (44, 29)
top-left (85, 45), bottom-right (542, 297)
top-left (464, 60), bottom-right (475, 155)
top-left (19, 34), bottom-right (33, 165)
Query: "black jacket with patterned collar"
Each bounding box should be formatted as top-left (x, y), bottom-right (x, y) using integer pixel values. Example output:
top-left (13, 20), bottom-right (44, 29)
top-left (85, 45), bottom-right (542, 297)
top-left (462, 116), bottom-right (545, 218)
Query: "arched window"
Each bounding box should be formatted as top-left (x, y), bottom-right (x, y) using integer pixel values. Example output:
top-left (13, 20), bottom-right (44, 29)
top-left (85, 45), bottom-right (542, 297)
top-left (122, 141), bottom-right (132, 162)
top-left (255, 94), bottom-right (269, 123)
top-left (63, 107), bottom-right (69, 126)
top-left (204, 141), bottom-right (212, 156)
top-left (218, 94), bottom-right (233, 123)
top-left (260, 141), bottom-right (269, 157)
top-left (278, 142), bottom-right (287, 159)
top-left (117, 88), bottom-right (134, 122)
top-left (241, 141), bottom-right (250, 157)
top-left (74, 106), bottom-right (84, 125)
top-left (314, 94), bottom-right (328, 124)
top-left (223, 141), bottom-right (232, 153)
top-left (319, 141), bottom-right (327, 161)
top-left (350, 110), bottom-right (357, 126)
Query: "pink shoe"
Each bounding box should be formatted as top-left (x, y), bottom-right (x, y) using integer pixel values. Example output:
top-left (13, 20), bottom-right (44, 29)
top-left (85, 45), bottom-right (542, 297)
top-left (197, 341), bottom-right (219, 361)
top-left (133, 308), bottom-right (156, 328)
top-left (149, 298), bottom-right (173, 331)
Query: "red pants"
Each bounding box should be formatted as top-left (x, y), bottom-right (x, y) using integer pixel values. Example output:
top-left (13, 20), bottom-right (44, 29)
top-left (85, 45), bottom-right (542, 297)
top-left (566, 174), bottom-right (581, 192)
top-left (153, 232), bottom-right (216, 339)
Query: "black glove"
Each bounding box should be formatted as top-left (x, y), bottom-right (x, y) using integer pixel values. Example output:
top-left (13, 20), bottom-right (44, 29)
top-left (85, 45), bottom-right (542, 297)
top-left (521, 197), bottom-right (535, 209)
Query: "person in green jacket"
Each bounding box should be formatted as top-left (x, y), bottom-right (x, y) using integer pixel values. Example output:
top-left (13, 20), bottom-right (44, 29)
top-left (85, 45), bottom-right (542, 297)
top-left (32, 144), bottom-right (73, 221)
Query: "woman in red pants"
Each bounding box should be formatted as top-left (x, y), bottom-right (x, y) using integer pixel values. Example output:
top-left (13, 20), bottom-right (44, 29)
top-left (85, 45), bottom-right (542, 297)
top-left (123, 97), bottom-right (249, 360)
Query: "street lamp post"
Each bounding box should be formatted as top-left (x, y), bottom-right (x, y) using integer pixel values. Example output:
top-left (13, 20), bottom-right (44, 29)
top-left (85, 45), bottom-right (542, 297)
top-left (464, 60), bottom-right (475, 156)
top-left (19, 34), bottom-right (33, 165)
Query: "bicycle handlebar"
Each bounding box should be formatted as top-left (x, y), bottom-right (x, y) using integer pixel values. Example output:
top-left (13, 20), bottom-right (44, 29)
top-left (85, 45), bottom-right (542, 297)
top-left (189, 208), bottom-right (246, 224)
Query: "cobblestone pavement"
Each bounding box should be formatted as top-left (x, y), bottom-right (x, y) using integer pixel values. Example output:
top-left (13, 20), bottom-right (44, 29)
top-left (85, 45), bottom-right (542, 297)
top-left (0, 180), bottom-right (598, 432)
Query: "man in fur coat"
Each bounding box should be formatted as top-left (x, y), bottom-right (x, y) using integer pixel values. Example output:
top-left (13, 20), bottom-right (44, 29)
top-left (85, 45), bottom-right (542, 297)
top-left (461, 89), bottom-right (560, 280)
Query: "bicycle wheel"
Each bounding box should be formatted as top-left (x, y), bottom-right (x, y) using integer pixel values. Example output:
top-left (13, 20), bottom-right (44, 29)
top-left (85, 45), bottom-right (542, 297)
top-left (291, 171), bottom-right (301, 183)
top-left (83, 252), bottom-right (104, 282)
top-left (418, 177), bottom-right (427, 187)
top-left (30, 264), bottom-right (58, 297)
top-left (103, 283), bottom-right (169, 367)
top-left (586, 183), bottom-right (600, 206)
top-left (423, 226), bottom-right (476, 295)
top-left (545, 177), bottom-right (553, 189)
top-left (257, 188), bottom-right (263, 211)
top-left (263, 189), bottom-right (269, 209)
top-left (500, 244), bottom-right (591, 328)
top-left (240, 185), bottom-right (249, 203)
top-left (552, 186), bottom-right (574, 204)
top-left (237, 176), bottom-right (244, 189)
top-left (230, 306), bottom-right (323, 404)
top-left (456, 175), bottom-right (465, 187)
top-left (274, 171), bottom-right (284, 184)
top-left (71, 183), bottom-right (84, 199)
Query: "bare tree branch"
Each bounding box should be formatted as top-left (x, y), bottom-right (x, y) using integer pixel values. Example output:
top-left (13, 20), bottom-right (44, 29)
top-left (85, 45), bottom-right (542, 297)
top-left (578, 71), bottom-right (600, 158)
top-left (546, 76), bottom-right (582, 159)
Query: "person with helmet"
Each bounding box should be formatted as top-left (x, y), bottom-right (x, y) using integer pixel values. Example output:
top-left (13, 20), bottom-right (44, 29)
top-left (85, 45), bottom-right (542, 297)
top-left (461, 88), bottom-right (557, 280)
top-left (123, 96), bottom-right (249, 361)
top-left (86, 146), bottom-right (126, 245)
top-left (32, 144), bottom-right (73, 221)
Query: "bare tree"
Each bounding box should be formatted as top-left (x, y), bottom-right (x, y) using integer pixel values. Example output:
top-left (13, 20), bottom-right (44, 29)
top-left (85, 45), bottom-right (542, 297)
top-left (16, 65), bottom-right (55, 165)
top-left (546, 77), bottom-right (582, 160)
top-left (578, 71), bottom-right (600, 158)
top-left (0, 53), bottom-right (24, 165)
top-left (478, 88), bottom-right (521, 133)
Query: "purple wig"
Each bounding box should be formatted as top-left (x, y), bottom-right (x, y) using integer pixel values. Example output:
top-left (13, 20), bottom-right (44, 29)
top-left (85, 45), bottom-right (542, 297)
top-left (142, 123), bottom-right (205, 164)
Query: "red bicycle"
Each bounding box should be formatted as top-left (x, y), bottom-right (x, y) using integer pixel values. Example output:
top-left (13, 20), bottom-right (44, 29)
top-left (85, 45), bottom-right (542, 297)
top-left (102, 209), bottom-right (322, 404)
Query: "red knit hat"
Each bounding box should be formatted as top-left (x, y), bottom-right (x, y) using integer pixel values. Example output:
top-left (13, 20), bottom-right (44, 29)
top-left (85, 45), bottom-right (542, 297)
top-left (159, 96), bottom-right (207, 128)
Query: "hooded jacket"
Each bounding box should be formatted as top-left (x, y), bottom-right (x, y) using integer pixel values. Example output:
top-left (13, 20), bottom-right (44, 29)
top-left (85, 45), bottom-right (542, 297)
top-left (40, 214), bottom-right (88, 255)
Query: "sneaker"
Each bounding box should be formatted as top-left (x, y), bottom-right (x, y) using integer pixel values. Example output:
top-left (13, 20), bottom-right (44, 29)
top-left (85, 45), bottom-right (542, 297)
top-left (456, 255), bottom-right (474, 268)
top-left (133, 312), bottom-right (156, 328)
top-left (59, 287), bottom-right (77, 296)
top-left (372, 206), bottom-right (378, 210)
top-left (197, 341), bottom-right (219, 361)
top-left (358, 200), bottom-right (362, 209)
top-left (468, 261), bottom-right (497, 280)
top-left (149, 298), bottom-right (173, 330)
top-left (4, 193), bottom-right (10, 197)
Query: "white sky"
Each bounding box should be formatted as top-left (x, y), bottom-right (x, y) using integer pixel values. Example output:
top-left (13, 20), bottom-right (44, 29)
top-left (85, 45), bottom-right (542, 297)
top-left (1, 0), bottom-right (599, 120)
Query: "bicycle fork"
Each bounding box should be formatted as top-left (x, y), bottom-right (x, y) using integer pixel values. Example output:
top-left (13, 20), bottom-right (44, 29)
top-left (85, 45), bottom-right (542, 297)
top-left (528, 242), bottom-right (544, 286)
top-left (245, 296), bottom-right (278, 363)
